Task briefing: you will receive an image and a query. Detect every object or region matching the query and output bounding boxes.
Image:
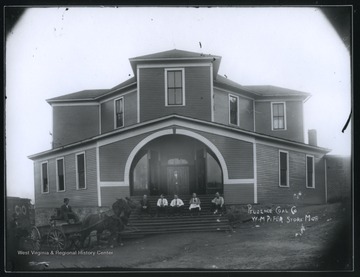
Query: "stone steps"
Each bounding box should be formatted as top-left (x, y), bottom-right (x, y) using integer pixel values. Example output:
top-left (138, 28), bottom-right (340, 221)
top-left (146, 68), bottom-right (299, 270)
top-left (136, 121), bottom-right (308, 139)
top-left (122, 195), bottom-right (229, 237)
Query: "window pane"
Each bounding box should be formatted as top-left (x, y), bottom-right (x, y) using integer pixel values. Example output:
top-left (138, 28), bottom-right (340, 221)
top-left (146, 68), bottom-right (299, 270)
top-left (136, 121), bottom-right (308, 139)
top-left (278, 104), bottom-right (284, 116)
top-left (57, 159), bottom-right (64, 191)
top-left (274, 118), bottom-right (279, 129)
top-left (42, 163), bottom-right (48, 192)
top-left (168, 71), bottom-right (175, 87)
top-left (280, 152), bottom-right (287, 169)
top-left (174, 71), bottom-right (182, 87)
top-left (273, 104), bottom-right (279, 116)
top-left (168, 89), bottom-right (175, 104)
top-left (307, 156), bottom-right (314, 187)
top-left (77, 154), bottom-right (84, 172)
top-left (77, 154), bottom-right (85, 189)
top-left (78, 172), bottom-right (85, 189)
top-left (280, 152), bottom-right (288, 186)
top-left (57, 159), bottom-right (63, 175)
top-left (230, 96), bottom-right (238, 125)
top-left (116, 98), bottom-right (123, 113)
top-left (175, 88), bottom-right (182, 104)
top-left (280, 170), bottom-right (287, 186)
top-left (278, 118), bottom-right (284, 129)
top-left (116, 113), bottom-right (123, 128)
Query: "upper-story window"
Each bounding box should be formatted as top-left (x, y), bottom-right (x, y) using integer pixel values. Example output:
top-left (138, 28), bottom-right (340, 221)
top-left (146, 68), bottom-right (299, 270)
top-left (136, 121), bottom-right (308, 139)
top-left (279, 150), bottom-right (289, 187)
top-left (306, 155), bottom-right (315, 188)
top-left (271, 102), bottom-right (286, 130)
top-left (41, 161), bottom-right (49, 193)
top-left (114, 97), bottom-right (124, 128)
top-left (76, 152), bottom-right (86, 190)
top-left (165, 68), bottom-right (185, 106)
top-left (229, 94), bottom-right (239, 126)
top-left (56, 158), bottom-right (65, 192)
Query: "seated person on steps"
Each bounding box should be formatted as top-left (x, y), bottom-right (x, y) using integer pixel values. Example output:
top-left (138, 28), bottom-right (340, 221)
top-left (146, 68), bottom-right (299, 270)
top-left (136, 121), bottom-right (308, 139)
top-left (170, 194), bottom-right (184, 216)
top-left (140, 194), bottom-right (151, 217)
top-left (156, 194), bottom-right (168, 217)
top-left (211, 192), bottom-right (225, 214)
top-left (189, 193), bottom-right (201, 216)
top-left (60, 198), bottom-right (80, 223)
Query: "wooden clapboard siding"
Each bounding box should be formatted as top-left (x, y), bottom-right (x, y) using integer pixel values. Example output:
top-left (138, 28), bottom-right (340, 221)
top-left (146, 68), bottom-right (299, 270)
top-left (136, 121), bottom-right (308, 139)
top-left (213, 89), bottom-right (254, 131)
top-left (255, 100), bottom-right (304, 143)
top-left (100, 186), bottom-right (130, 207)
top-left (100, 99), bottom-right (113, 133)
top-left (101, 90), bottom-right (137, 134)
top-left (194, 130), bottom-right (254, 179)
top-left (224, 183), bottom-right (254, 204)
top-left (99, 132), bottom-right (151, 182)
top-left (53, 105), bottom-right (99, 146)
top-left (326, 156), bottom-right (351, 202)
top-left (213, 89), bottom-right (228, 125)
top-left (139, 66), bottom-right (211, 122)
top-left (256, 143), bottom-right (326, 204)
top-left (34, 148), bottom-right (98, 208)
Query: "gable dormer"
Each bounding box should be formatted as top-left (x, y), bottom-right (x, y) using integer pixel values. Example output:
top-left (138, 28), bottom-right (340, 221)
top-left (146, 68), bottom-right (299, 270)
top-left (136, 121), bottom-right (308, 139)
top-left (129, 49), bottom-right (221, 123)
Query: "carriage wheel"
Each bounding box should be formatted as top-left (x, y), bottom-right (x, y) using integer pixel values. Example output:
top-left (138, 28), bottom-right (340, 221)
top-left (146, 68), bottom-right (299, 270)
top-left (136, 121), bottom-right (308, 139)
top-left (29, 226), bottom-right (41, 251)
top-left (47, 228), bottom-right (66, 251)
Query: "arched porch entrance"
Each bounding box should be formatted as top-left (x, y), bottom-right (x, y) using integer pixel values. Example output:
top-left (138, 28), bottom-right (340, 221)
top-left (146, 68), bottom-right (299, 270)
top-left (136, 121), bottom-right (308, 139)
top-left (130, 135), bottom-right (223, 196)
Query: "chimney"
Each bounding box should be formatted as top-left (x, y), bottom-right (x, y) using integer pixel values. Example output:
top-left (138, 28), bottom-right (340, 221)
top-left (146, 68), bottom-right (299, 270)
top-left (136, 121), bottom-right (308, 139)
top-left (308, 129), bottom-right (317, 146)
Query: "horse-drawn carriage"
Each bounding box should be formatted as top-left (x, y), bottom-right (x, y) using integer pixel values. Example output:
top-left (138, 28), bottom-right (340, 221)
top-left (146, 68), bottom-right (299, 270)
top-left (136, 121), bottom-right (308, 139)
top-left (7, 197), bottom-right (139, 251)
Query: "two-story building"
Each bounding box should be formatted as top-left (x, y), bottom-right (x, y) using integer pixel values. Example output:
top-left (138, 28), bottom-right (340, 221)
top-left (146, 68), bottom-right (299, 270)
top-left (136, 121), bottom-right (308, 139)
top-left (29, 49), bottom-right (330, 224)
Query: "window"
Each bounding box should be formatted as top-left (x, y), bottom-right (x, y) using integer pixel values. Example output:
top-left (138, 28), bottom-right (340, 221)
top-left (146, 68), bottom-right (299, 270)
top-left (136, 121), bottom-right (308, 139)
top-left (114, 97), bottom-right (124, 128)
top-left (41, 162), bottom-right (49, 193)
top-left (272, 102), bottom-right (286, 130)
top-left (76, 153), bottom-right (86, 189)
top-left (279, 151), bottom-right (289, 187)
top-left (165, 69), bottom-right (185, 106)
top-left (229, 95), bottom-right (239, 125)
top-left (56, 158), bottom-right (65, 192)
top-left (306, 155), bottom-right (315, 188)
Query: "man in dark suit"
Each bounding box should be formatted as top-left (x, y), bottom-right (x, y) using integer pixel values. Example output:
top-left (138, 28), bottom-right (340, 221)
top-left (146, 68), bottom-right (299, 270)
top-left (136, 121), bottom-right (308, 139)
top-left (140, 194), bottom-right (151, 217)
top-left (60, 198), bottom-right (79, 223)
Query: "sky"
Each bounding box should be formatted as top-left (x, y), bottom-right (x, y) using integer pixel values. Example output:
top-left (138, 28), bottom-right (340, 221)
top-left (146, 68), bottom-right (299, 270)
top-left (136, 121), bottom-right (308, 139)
top-left (5, 7), bottom-right (351, 201)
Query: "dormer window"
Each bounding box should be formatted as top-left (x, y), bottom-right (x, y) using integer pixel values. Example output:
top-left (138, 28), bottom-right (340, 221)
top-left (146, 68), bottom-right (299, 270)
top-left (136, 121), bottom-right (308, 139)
top-left (271, 102), bottom-right (286, 130)
top-left (229, 94), bottom-right (239, 126)
top-left (165, 68), bottom-right (185, 106)
top-left (114, 97), bottom-right (124, 128)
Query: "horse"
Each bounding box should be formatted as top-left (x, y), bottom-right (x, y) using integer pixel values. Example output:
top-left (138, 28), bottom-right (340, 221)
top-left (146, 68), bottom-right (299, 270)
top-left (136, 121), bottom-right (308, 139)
top-left (80, 197), bottom-right (139, 247)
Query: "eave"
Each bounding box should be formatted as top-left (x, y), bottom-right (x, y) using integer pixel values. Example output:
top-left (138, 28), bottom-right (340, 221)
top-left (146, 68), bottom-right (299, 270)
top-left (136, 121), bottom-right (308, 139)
top-left (28, 115), bottom-right (330, 160)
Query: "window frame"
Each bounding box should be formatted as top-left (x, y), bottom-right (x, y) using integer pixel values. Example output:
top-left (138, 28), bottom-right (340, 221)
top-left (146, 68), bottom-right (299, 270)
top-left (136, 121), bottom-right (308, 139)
top-left (229, 94), bottom-right (240, 126)
top-left (75, 152), bottom-right (87, 190)
top-left (114, 96), bottom-right (125, 129)
top-left (40, 161), bottom-right (49, 194)
top-left (271, 102), bottom-right (287, 131)
top-left (306, 155), bottom-right (315, 189)
top-left (279, 150), bottom-right (289, 187)
top-left (164, 68), bottom-right (185, 107)
top-left (56, 157), bottom-right (66, 192)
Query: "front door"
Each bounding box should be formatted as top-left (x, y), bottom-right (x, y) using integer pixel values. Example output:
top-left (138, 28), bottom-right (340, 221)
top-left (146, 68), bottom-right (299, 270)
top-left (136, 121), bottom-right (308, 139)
top-left (167, 166), bottom-right (189, 195)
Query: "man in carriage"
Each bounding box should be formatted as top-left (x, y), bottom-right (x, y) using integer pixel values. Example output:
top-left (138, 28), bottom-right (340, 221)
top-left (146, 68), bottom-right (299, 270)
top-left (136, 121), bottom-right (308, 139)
top-left (60, 198), bottom-right (80, 223)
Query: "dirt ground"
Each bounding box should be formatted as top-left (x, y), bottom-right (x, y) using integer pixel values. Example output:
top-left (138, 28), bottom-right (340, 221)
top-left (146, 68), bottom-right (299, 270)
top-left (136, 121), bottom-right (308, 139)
top-left (9, 201), bottom-right (352, 271)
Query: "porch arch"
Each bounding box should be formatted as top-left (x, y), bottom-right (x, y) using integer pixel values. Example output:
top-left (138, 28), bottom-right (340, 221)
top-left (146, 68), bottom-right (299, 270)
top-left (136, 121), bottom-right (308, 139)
top-left (123, 128), bottom-right (230, 187)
